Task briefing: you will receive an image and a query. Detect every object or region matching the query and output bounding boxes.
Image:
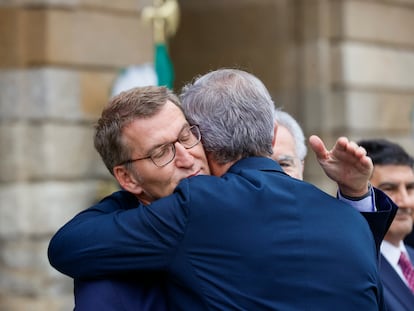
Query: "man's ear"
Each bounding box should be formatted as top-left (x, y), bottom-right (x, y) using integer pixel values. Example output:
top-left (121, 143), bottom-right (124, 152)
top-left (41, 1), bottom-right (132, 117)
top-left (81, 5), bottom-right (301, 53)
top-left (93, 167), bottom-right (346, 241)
top-left (272, 121), bottom-right (278, 148)
top-left (113, 165), bottom-right (143, 195)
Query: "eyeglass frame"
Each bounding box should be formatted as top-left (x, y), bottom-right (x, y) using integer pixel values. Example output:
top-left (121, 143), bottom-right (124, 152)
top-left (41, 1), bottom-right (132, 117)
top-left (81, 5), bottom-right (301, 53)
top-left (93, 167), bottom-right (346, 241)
top-left (118, 124), bottom-right (202, 168)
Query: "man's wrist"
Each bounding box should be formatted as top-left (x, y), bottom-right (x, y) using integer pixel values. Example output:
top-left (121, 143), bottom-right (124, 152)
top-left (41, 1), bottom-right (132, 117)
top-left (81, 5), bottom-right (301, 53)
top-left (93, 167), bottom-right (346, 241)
top-left (339, 183), bottom-right (372, 201)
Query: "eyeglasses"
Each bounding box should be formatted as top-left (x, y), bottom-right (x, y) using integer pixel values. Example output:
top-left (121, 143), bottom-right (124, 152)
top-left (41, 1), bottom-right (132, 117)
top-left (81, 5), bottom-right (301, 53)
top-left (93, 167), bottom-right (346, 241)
top-left (119, 125), bottom-right (201, 168)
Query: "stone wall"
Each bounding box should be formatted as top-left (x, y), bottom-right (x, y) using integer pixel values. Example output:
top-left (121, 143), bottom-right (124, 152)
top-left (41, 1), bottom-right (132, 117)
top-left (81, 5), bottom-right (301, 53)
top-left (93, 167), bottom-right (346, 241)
top-left (301, 0), bottom-right (414, 191)
top-left (1, 0), bottom-right (414, 310)
top-left (0, 0), bottom-right (152, 310)
top-left (170, 0), bottom-right (414, 192)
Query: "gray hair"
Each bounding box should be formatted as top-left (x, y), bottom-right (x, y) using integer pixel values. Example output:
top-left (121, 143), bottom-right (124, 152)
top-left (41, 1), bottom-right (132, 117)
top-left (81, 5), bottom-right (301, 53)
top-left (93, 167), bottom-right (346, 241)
top-left (180, 69), bottom-right (276, 164)
top-left (274, 110), bottom-right (307, 161)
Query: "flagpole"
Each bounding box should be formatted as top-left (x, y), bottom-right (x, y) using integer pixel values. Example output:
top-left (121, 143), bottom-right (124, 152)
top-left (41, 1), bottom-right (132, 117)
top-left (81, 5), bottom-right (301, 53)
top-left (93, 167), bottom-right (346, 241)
top-left (142, 0), bottom-right (180, 89)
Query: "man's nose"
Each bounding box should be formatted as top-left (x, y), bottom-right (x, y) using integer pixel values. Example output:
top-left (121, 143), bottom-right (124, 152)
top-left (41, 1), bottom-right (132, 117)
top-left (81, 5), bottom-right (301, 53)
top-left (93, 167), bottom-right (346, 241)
top-left (174, 142), bottom-right (195, 167)
top-left (394, 187), bottom-right (413, 208)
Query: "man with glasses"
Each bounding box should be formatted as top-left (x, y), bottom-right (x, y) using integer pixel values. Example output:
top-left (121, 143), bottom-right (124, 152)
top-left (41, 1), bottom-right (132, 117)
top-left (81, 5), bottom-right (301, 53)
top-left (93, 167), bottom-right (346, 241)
top-left (49, 70), bottom-right (396, 310)
top-left (69, 86), bottom-right (210, 310)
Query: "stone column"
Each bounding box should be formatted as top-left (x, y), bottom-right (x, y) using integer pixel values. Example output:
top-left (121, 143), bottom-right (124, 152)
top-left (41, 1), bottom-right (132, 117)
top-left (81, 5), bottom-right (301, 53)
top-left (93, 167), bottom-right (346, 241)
top-left (298, 0), bottom-right (414, 191)
top-left (0, 1), bottom-right (152, 309)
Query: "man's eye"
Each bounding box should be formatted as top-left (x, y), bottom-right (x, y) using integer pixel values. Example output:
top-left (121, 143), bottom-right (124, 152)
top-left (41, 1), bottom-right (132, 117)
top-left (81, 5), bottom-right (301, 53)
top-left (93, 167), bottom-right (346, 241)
top-left (180, 133), bottom-right (192, 143)
top-left (279, 161), bottom-right (293, 168)
top-left (152, 146), bottom-right (170, 159)
top-left (179, 129), bottom-right (194, 143)
top-left (380, 187), bottom-right (396, 194)
top-left (407, 184), bottom-right (414, 192)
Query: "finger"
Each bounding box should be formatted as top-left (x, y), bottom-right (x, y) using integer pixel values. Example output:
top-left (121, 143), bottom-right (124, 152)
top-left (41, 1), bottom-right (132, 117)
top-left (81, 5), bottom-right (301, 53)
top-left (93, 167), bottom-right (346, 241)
top-left (347, 142), bottom-right (373, 169)
top-left (356, 145), bottom-right (367, 157)
top-left (335, 137), bottom-right (350, 151)
top-left (330, 137), bottom-right (352, 160)
top-left (346, 141), bottom-right (367, 159)
top-left (309, 135), bottom-right (329, 159)
top-left (348, 141), bottom-right (359, 151)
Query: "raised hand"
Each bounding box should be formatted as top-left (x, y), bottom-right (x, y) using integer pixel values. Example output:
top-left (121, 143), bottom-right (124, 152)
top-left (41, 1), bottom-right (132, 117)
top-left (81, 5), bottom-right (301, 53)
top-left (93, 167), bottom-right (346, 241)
top-left (309, 135), bottom-right (373, 197)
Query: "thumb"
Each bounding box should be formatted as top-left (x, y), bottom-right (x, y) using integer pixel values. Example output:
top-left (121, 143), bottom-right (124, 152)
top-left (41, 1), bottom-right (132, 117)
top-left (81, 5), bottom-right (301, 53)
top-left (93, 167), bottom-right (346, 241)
top-left (309, 135), bottom-right (328, 160)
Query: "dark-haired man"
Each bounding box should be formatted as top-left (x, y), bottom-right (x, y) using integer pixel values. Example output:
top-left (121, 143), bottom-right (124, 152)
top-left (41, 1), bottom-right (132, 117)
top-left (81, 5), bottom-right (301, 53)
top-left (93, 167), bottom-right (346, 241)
top-left (358, 139), bottom-right (414, 311)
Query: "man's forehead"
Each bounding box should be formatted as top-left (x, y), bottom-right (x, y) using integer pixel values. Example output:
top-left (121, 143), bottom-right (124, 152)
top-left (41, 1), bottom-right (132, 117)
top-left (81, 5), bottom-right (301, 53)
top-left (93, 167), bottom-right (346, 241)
top-left (276, 126), bottom-right (295, 145)
top-left (124, 103), bottom-right (188, 149)
top-left (372, 164), bottom-right (414, 181)
top-left (374, 164), bottom-right (414, 173)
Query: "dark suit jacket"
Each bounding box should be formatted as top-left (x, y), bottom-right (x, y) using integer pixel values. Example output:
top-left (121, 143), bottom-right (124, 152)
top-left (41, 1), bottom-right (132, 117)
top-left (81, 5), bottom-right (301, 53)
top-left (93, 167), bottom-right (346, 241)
top-left (49, 157), bottom-right (397, 311)
top-left (68, 187), bottom-right (396, 311)
top-left (69, 190), bottom-right (170, 311)
top-left (74, 276), bottom-right (168, 311)
top-left (380, 246), bottom-right (414, 311)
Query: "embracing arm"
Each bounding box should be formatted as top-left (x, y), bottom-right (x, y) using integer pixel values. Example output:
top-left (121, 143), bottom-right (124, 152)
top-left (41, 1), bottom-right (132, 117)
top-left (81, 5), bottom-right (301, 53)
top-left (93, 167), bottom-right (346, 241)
top-left (47, 190), bottom-right (188, 279)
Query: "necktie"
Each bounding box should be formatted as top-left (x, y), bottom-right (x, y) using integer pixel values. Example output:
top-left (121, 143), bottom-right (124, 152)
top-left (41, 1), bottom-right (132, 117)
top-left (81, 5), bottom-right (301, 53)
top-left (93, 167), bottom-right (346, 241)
top-left (398, 251), bottom-right (414, 293)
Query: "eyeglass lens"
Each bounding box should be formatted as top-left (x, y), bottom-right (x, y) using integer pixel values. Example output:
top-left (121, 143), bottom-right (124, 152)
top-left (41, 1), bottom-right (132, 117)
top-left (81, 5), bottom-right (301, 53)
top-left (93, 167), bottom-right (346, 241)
top-left (151, 125), bottom-right (201, 167)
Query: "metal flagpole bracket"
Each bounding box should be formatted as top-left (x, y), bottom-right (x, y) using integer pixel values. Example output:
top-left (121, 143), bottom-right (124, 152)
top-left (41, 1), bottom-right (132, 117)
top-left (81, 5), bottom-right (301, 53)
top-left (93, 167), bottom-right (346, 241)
top-left (141, 0), bottom-right (180, 44)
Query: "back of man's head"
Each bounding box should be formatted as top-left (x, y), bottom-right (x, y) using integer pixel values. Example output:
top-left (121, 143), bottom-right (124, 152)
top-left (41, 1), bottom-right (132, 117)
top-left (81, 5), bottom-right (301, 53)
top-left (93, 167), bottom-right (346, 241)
top-left (357, 139), bottom-right (414, 168)
top-left (180, 68), bottom-right (275, 164)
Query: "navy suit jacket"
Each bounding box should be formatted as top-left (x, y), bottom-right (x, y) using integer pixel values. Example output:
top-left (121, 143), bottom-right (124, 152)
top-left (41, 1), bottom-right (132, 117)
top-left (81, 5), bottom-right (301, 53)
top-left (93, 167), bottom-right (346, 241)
top-left (380, 246), bottom-right (414, 311)
top-left (74, 276), bottom-right (168, 311)
top-left (49, 157), bottom-right (397, 311)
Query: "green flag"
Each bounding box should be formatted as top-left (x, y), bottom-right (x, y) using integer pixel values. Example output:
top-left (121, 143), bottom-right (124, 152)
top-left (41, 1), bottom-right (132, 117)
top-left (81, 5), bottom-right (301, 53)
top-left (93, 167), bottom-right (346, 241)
top-left (155, 42), bottom-right (174, 89)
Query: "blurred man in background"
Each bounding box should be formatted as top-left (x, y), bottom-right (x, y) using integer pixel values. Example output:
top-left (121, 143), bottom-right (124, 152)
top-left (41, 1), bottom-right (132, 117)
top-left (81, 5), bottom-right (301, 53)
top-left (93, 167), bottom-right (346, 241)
top-left (358, 139), bottom-right (414, 311)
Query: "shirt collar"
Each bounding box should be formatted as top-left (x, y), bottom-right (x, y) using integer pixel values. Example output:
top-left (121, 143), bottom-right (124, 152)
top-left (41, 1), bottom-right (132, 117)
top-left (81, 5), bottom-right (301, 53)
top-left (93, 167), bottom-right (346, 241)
top-left (381, 240), bottom-right (409, 265)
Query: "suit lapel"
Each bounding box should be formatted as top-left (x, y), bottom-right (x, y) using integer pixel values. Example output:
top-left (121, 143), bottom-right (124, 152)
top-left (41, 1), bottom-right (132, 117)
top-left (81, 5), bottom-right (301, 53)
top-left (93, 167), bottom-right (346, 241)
top-left (380, 254), bottom-right (414, 310)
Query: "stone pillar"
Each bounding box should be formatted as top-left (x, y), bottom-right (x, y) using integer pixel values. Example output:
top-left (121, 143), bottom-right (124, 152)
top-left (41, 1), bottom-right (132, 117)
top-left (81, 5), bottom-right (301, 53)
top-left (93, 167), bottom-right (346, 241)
top-left (298, 0), bottom-right (414, 191)
top-left (0, 1), bottom-right (152, 310)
